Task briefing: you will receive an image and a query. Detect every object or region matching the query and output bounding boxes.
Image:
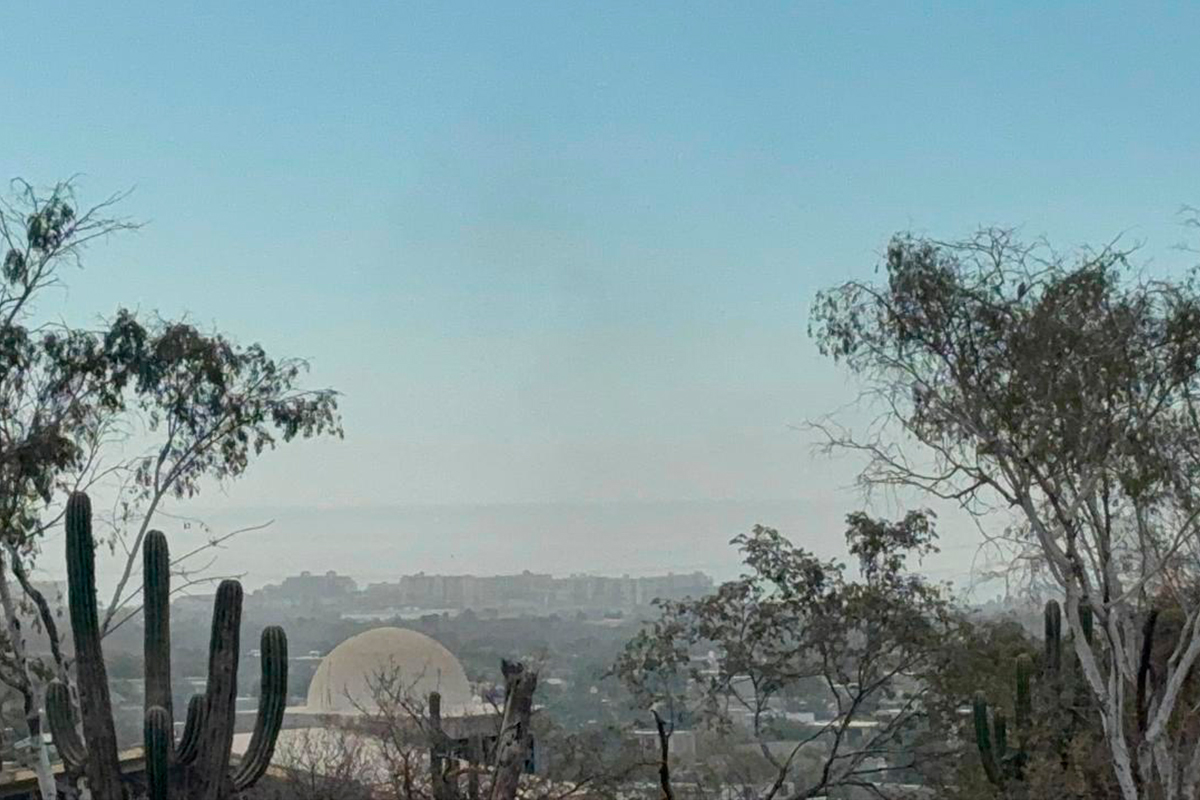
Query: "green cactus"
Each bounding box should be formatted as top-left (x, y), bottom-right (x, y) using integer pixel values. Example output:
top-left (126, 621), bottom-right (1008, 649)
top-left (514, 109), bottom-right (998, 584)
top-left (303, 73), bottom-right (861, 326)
top-left (973, 654), bottom-right (1032, 788)
top-left (145, 706), bottom-right (172, 800)
top-left (973, 692), bottom-right (1003, 787)
top-left (144, 527), bottom-right (175, 737)
top-left (1044, 598), bottom-right (1061, 675)
top-left (973, 599), bottom-right (1075, 789)
top-left (1014, 653), bottom-right (1031, 733)
top-left (974, 598), bottom-right (1137, 793)
top-left (232, 626), bottom-right (288, 791)
top-left (62, 491), bottom-right (125, 800)
top-left (46, 491), bottom-right (289, 799)
top-left (178, 694), bottom-right (207, 766)
top-left (45, 681), bottom-right (86, 772)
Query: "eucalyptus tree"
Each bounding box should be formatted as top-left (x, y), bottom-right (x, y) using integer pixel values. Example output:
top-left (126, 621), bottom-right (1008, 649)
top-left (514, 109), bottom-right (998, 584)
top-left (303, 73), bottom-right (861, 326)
top-left (612, 512), bottom-right (961, 800)
top-left (810, 228), bottom-right (1200, 800)
top-left (0, 178), bottom-right (341, 798)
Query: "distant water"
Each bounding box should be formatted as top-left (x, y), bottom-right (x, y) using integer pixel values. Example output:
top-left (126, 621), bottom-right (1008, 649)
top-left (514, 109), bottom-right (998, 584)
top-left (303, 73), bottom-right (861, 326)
top-left (31, 498), bottom-right (993, 596)
top-left (169, 499), bottom-right (825, 589)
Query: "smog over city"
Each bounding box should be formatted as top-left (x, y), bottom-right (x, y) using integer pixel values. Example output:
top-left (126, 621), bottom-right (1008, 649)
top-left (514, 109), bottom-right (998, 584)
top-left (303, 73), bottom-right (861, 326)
top-left (0, 5), bottom-right (1198, 800)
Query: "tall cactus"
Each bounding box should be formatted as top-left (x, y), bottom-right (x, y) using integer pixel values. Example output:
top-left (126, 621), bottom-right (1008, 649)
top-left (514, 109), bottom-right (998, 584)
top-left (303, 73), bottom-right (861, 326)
top-left (233, 626), bottom-right (288, 791)
top-left (144, 529), bottom-right (175, 739)
top-left (46, 492), bottom-right (288, 799)
top-left (973, 691), bottom-right (1003, 787)
top-left (63, 491), bottom-right (125, 800)
top-left (1014, 652), bottom-right (1031, 734)
top-left (145, 706), bottom-right (172, 800)
top-left (1044, 598), bottom-right (1062, 675)
top-left (193, 579), bottom-right (243, 800)
top-left (974, 597), bottom-right (1131, 792)
top-left (973, 653), bottom-right (1032, 788)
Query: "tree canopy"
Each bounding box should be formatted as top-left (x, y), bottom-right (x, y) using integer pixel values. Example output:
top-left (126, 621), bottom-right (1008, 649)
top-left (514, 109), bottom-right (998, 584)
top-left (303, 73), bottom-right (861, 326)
top-left (612, 512), bottom-right (959, 800)
top-left (811, 228), bottom-right (1200, 800)
top-left (0, 178), bottom-right (342, 799)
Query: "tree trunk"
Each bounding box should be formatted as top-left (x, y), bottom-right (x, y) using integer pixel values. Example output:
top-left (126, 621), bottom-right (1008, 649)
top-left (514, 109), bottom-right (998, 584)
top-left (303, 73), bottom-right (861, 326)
top-left (489, 660), bottom-right (538, 800)
top-left (430, 692), bottom-right (450, 800)
top-left (651, 710), bottom-right (675, 800)
top-left (0, 559), bottom-right (58, 800)
top-left (467, 735), bottom-right (482, 800)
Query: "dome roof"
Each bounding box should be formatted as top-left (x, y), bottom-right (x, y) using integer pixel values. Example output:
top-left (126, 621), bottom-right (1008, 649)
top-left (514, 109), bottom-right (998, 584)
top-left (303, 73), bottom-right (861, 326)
top-left (305, 627), bottom-right (473, 715)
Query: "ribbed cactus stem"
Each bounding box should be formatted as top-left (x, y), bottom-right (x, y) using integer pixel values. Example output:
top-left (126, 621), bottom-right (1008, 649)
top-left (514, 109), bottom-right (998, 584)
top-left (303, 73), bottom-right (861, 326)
top-left (45, 681), bottom-right (86, 771)
top-left (177, 693), bottom-right (206, 766)
top-left (1015, 653), bottom-right (1032, 732)
top-left (1137, 609), bottom-right (1159, 734)
top-left (145, 706), bottom-right (172, 800)
top-left (194, 579), bottom-right (243, 800)
top-left (232, 626), bottom-right (289, 791)
top-left (64, 491), bottom-right (124, 800)
top-left (47, 491), bottom-right (290, 800)
top-left (144, 529), bottom-right (174, 748)
top-left (1045, 600), bottom-right (1062, 675)
top-left (1079, 599), bottom-right (1094, 644)
top-left (973, 692), bottom-right (1003, 787)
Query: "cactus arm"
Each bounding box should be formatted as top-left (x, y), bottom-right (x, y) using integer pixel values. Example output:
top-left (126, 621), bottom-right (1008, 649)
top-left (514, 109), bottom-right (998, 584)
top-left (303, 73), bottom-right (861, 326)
top-left (993, 711), bottom-right (1008, 759)
top-left (177, 692), bottom-right (207, 765)
top-left (1137, 609), bottom-right (1159, 735)
top-left (45, 681), bottom-right (87, 771)
top-left (143, 529), bottom-right (175, 748)
top-left (1045, 600), bottom-right (1062, 675)
top-left (1079, 600), bottom-right (1094, 644)
top-left (145, 706), bottom-right (172, 800)
top-left (192, 579), bottom-right (243, 800)
top-left (973, 692), bottom-right (1003, 787)
top-left (1015, 653), bottom-right (1032, 732)
top-left (232, 626), bottom-right (289, 791)
top-left (64, 492), bottom-right (124, 800)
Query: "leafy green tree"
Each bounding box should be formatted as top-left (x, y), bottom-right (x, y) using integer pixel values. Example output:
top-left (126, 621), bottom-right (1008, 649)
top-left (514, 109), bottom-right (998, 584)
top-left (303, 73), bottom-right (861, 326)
top-left (0, 178), bottom-right (341, 798)
top-left (612, 512), bottom-right (962, 800)
top-left (810, 227), bottom-right (1200, 800)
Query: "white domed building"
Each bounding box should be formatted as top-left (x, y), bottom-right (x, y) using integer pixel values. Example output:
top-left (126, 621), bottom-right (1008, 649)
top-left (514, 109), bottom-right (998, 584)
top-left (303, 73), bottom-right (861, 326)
top-left (234, 626), bottom-right (537, 784)
top-left (303, 627), bottom-right (478, 716)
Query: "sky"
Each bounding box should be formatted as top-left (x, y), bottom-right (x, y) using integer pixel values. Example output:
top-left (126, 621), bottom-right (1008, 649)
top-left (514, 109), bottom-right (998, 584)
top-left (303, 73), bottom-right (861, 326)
top-left (2, 2), bottom-right (1200, 591)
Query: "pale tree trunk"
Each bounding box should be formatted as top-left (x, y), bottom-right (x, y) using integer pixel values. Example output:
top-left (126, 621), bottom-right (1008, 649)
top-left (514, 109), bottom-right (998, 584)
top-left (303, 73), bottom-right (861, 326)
top-left (0, 559), bottom-right (57, 800)
top-left (1020, 494), bottom-right (1142, 800)
top-left (1062, 593), bottom-right (1139, 800)
top-left (31, 686), bottom-right (56, 800)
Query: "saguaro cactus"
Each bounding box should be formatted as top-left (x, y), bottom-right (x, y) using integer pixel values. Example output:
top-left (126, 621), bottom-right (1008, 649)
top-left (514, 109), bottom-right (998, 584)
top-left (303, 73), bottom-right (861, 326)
top-left (1044, 598), bottom-right (1062, 674)
top-left (145, 707), bottom-right (172, 800)
top-left (974, 598), bottom-right (1130, 792)
top-left (46, 491), bottom-right (288, 799)
top-left (63, 492), bottom-right (125, 800)
top-left (973, 653), bottom-right (1032, 788)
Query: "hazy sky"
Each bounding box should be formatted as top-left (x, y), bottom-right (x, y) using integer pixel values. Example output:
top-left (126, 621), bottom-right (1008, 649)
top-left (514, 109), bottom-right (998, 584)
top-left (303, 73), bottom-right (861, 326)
top-left (3, 2), bottom-right (1200, 589)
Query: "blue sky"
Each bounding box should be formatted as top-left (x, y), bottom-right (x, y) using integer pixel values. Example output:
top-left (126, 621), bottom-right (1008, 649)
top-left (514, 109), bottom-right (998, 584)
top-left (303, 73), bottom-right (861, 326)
top-left (3, 2), bottom-right (1200, 585)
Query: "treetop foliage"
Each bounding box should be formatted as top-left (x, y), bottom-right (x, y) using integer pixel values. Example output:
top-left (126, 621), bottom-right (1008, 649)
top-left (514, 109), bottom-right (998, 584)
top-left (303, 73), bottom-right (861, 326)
top-left (809, 226), bottom-right (1200, 800)
top-left (611, 513), bottom-right (959, 798)
top-left (809, 229), bottom-right (1200, 513)
top-left (0, 178), bottom-right (343, 552)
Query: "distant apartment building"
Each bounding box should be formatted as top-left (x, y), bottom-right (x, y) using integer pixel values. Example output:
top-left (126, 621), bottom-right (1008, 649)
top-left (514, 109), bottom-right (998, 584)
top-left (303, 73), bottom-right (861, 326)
top-left (254, 568), bottom-right (713, 615)
top-left (254, 570), bottom-right (358, 610)
top-left (363, 570), bottom-right (713, 612)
